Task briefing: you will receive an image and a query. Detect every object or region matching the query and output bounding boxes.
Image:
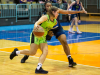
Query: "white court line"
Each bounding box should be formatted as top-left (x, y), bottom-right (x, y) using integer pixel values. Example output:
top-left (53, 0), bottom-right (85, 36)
top-left (48, 36), bottom-right (100, 43)
top-left (0, 50), bottom-right (100, 69)
top-left (0, 35), bottom-right (100, 49)
top-left (0, 45), bottom-right (30, 49)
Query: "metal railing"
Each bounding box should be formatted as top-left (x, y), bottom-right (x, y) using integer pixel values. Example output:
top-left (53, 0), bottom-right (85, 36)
top-left (16, 4), bottom-right (30, 22)
top-left (0, 4), bottom-right (16, 18)
top-left (0, 3), bottom-right (99, 22)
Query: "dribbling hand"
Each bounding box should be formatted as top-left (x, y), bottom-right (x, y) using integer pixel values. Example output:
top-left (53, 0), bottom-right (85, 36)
top-left (34, 25), bottom-right (40, 31)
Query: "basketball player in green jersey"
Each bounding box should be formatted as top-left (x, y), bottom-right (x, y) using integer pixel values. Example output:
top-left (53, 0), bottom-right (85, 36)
top-left (10, 6), bottom-right (58, 74)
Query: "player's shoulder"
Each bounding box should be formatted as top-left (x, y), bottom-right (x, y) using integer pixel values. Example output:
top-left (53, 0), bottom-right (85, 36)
top-left (41, 15), bottom-right (48, 21)
top-left (42, 15), bottom-right (48, 18)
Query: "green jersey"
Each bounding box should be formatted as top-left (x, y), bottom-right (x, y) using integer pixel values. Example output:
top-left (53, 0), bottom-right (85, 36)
top-left (30, 15), bottom-right (57, 45)
top-left (40, 15), bottom-right (57, 37)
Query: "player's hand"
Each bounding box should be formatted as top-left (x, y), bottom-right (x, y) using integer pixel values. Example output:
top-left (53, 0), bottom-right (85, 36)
top-left (82, 10), bottom-right (87, 14)
top-left (48, 31), bottom-right (54, 36)
top-left (34, 25), bottom-right (40, 31)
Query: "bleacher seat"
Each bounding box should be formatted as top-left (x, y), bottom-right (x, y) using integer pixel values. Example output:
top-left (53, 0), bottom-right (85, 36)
top-left (26, 2), bottom-right (31, 9)
top-left (9, 1), bottom-right (15, 9)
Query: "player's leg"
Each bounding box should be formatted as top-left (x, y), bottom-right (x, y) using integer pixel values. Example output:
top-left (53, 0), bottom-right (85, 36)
top-left (20, 32), bottom-right (34, 63)
top-left (69, 15), bottom-right (71, 21)
top-left (69, 14), bottom-right (76, 34)
top-left (21, 44), bottom-right (39, 63)
top-left (53, 26), bottom-right (77, 67)
top-left (20, 31), bottom-right (52, 63)
top-left (74, 17), bottom-right (82, 34)
top-left (57, 34), bottom-right (77, 67)
top-left (35, 43), bottom-right (48, 74)
top-left (21, 55), bottom-right (29, 63)
top-left (77, 13), bottom-right (81, 23)
top-left (10, 43), bottom-right (38, 60)
top-left (69, 18), bottom-right (75, 33)
top-left (10, 32), bottom-right (39, 60)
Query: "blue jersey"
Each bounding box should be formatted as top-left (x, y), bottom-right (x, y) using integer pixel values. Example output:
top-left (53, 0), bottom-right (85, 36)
top-left (53, 17), bottom-right (60, 28)
top-left (72, 1), bottom-right (81, 11)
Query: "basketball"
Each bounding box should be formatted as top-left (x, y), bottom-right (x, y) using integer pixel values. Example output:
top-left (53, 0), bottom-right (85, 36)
top-left (33, 26), bottom-right (44, 38)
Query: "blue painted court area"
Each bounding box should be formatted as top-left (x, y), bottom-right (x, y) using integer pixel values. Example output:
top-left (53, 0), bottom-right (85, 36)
top-left (49, 31), bottom-right (100, 45)
top-left (0, 21), bottom-right (100, 31)
top-left (0, 21), bottom-right (100, 46)
top-left (60, 21), bottom-right (100, 26)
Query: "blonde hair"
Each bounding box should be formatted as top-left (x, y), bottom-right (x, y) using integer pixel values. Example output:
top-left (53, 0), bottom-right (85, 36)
top-left (47, 6), bottom-right (58, 17)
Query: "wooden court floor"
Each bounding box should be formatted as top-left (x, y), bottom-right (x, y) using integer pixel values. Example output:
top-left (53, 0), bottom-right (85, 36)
top-left (0, 52), bottom-right (100, 75)
top-left (0, 16), bottom-right (100, 75)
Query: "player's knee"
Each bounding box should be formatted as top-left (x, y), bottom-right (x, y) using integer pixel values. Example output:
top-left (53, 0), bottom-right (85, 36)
top-left (29, 52), bottom-right (36, 56)
top-left (62, 39), bottom-right (68, 45)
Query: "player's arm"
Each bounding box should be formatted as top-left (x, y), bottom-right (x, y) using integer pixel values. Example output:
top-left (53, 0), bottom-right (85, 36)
top-left (34, 15), bottom-right (47, 30)
top-left (34, 15), bottom-right (47, 26)
top-left (67, 1), bottom-right (75, 10)
top-left (58, 8), bottom-right (85, 14)
top-left (67, 4), bottom-right (70, 10)
top-left (81, 2), bottom-right (85, 11)
top-left (80, 2), bottom-right (87, 14)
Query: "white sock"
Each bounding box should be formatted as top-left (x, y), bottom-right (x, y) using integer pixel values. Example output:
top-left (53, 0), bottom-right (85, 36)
top-left (16, 51), bottom-right (20, 55)
top-left (67, 55), bottom-right (71, 58)
top-left (69, 27), bottom-right (72, 31)
top-left (37, 63), bottom-right (42, 70)
top-left (76, 27), bottom-right (80, 32)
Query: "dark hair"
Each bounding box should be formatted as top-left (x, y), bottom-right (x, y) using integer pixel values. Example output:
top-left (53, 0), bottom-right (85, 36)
top-left (47, 6), bottom-right (58, 17)
top-left (43, 1), bottom-right (52, 13)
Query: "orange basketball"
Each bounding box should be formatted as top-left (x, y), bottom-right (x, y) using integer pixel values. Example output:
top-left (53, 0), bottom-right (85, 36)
top-left (33, 26), bottom-right (44, 38)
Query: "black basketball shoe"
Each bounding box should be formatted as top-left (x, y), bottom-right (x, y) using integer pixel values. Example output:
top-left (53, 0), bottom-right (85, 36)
top-left (10, 48), bottom-right (18, 60)
top-left (21, 55), bottom-right (29, 63)
top-left (35, 67), bottom-right (48, 74)
top-left (68, 56), bottom-right (77, 67)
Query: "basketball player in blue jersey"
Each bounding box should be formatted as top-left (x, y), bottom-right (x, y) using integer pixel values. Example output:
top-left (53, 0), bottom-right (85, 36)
top-left (67, 0), bottom-right (87, 34)
top-left (20, 1), bottom-right (86, 67)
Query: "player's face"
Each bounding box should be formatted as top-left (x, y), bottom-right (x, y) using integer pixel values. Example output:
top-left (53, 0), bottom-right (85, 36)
top-left (53, 10), bottom-right (59, 19)
top-left (45, 3), bottom-right (52, 12)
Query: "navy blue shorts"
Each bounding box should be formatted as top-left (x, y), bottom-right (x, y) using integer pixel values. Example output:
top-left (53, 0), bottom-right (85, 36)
top-left (71, 14), bottom-right (78, 19)
top-left (52, 26), bottom-right (65, 39)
